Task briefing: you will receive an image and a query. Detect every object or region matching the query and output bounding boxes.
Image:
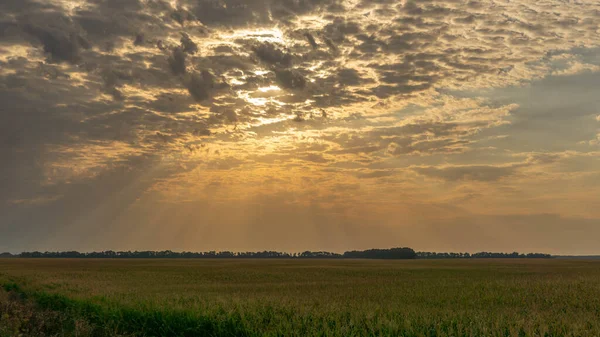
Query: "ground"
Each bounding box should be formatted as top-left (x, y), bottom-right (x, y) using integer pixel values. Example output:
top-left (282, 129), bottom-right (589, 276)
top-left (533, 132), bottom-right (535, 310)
top-left (1, 259), bottom-right (599, 336)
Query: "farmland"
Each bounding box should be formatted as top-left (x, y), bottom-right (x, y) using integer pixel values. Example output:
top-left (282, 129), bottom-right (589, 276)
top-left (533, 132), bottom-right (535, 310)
top-left (1, 259), bottom-right (599, 336)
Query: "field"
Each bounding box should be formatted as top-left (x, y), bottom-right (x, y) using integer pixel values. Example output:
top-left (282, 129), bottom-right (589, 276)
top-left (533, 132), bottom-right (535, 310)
top-left (1, 259), bottom-right (599, 337)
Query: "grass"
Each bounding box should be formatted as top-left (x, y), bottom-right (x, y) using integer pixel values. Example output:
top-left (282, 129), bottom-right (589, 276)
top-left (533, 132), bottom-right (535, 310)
top-left (1, 259), bottom-right (599, 336)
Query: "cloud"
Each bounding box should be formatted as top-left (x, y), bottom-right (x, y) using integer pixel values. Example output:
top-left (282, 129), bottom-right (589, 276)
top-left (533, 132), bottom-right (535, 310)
top-left (185, 70), bottom-right (228, 102)
top-left (356, 170), bottom-right (396, 179)
top-left (180, 33), bottom-right (198, 54)
top-left (252, 42), bottom-right (293, 67)
top-left (275, 68), bottom-right (306, 90)
top-left (133, 32), bottom-right (145, 46)
top-left (3, 0), bottom-right (596, 131)
top-left (0, 0), bottom-right (599, 252)
top-left (304, 32), bottom-right (318, 49)
top-left (337, 68), bottom-right (368, 86)
top-left (300, 153), bottom-right (330, 163)
top-left (168, 47), bottom-right (187, 75)
top-left (414, 165), bottom-right (519, 182)
top-left (21, 15), bottom-right (90, 64)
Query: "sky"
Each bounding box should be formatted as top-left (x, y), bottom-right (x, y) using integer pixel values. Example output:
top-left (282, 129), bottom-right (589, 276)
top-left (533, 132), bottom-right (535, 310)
top-left (1, 0), bottom-right (599, 254)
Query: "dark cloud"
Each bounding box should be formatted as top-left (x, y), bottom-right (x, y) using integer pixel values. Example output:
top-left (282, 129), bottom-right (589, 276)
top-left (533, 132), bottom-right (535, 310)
top-left (170, 6), bottom-right (196, 26)
top-left (180, 33), bottom-right (198, 54)
top-left (322, 36), bottom-right (338, 53)
top-left (208, 108), bottom-right (238, 124)
top-left (168, 47), bottom-right (187, 75)
top-left (275, 69), bottom-right (306, 90)
top-left (337, 68), bottom-right (366, 86)
top-left (101, 67), bottom-right (133, 100)
top-left (23, 20), bottom-right (90, 64)
top-left (253, 42), bottom-right (293, 67)
top-left (72, 0), bottom-right (171, 45)
top-left (133, 33), bottom-right (145, 46)
top-left (185, 70), bottom-right (229, 102)
top-left (304, 32), bottom-right (318, 49)
top-left (323, 18), bottom-right (361, 42)
top-left (105, 86), bottom-right (125, 101)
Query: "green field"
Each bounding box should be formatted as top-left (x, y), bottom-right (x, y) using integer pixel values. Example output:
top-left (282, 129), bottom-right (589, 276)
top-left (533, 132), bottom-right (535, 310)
top-left (1, 259), bottom-right (599, 337)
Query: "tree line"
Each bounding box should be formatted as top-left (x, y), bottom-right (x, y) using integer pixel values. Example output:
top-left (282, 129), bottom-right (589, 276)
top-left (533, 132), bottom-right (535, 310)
top-left (416, 252), bottom-right (551, 259)
top-left (0, 248), bottom-right (551, 259)
top-left (7, 249), bottom-right (414, 259)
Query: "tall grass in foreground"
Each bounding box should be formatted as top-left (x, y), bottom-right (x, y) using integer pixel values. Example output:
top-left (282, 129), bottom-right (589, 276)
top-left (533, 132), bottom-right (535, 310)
top-left (0, 284), bottom-right (132, 337)
top-left (1, 259), bottom-right (600, 336)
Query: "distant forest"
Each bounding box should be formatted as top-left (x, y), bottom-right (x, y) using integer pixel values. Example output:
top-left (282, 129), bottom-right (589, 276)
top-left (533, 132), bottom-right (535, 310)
top-left (0, 248), bottom-right (552, 259)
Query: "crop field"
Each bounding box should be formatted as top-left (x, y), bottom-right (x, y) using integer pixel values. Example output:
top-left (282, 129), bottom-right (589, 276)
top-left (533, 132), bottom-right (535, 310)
top-left (1, 259), bottom-right (599, 337)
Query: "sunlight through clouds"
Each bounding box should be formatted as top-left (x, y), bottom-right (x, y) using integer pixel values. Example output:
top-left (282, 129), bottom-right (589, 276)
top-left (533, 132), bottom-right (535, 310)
top-left (0, 0), bottom-right (599, 253)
